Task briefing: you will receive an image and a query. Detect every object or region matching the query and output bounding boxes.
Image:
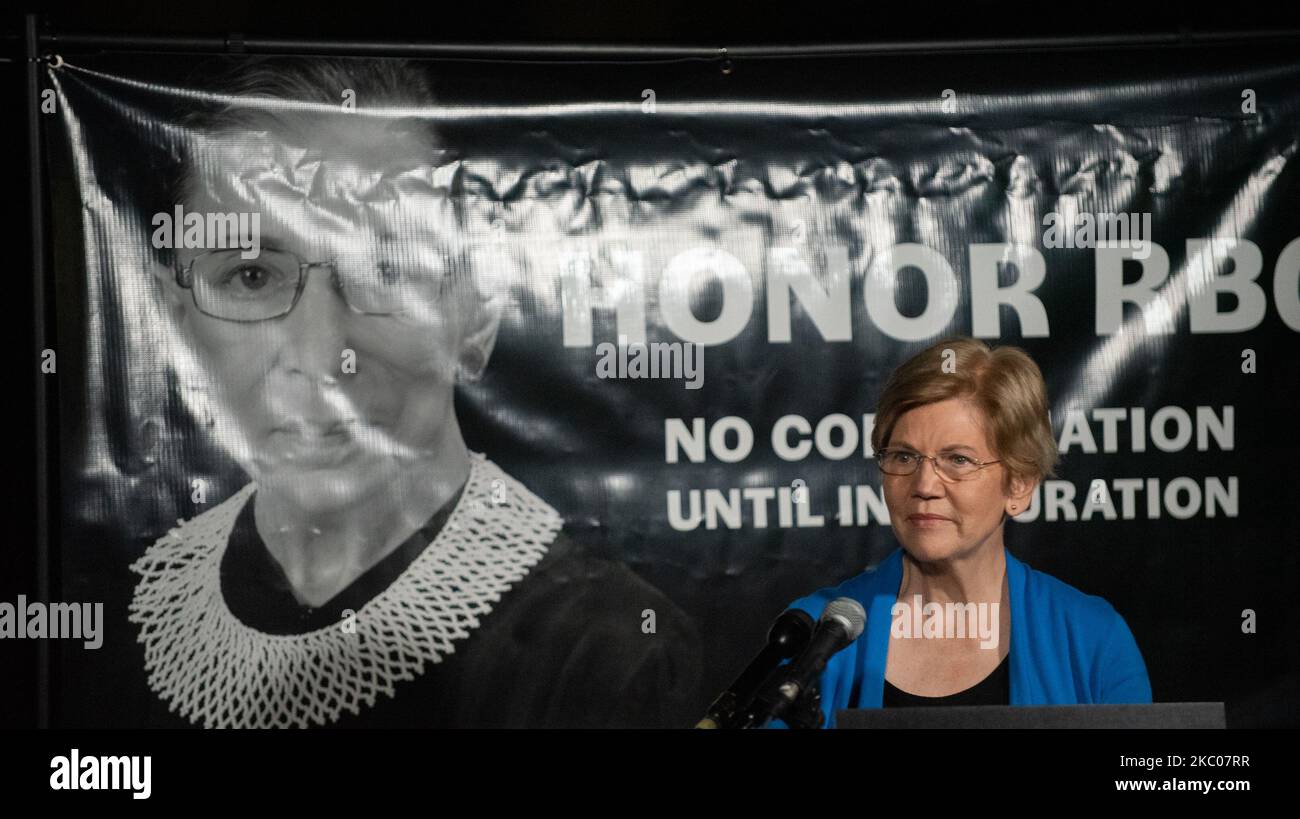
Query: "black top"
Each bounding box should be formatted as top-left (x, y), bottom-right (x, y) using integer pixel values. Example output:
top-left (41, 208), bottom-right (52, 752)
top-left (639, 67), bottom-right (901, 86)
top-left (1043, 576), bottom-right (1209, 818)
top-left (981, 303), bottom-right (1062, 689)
top-left (882, 653), bottom-right (1011, 707)
top-left (127, 480), bottom-right (706, 728)
top-left (221, 481), bottom-right (469, 634)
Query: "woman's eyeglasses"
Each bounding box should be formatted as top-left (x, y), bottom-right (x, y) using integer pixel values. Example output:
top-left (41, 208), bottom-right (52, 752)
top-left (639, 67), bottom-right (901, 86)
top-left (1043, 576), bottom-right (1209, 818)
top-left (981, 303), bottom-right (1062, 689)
top-left (876, 448), bottom-right (1001, 482)
top-left (174, 248), bottom-right (449, 322)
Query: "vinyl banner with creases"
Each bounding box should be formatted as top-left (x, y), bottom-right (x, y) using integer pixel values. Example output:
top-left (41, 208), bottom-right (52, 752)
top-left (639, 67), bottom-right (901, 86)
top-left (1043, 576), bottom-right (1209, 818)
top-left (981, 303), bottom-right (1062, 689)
top-left (42, 49), bottom-right (1300, 727)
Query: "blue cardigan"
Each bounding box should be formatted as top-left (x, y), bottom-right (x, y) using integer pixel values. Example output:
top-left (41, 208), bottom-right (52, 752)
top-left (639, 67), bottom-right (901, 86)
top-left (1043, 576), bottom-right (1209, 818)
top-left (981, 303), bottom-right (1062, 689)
top-left (776, 547), bottom-right (1152, 728)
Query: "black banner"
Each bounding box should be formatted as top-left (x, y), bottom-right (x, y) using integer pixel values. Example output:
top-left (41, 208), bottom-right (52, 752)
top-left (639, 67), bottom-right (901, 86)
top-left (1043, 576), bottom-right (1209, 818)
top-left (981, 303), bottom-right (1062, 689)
top-left (36, 46), bottom-right (1300, 727)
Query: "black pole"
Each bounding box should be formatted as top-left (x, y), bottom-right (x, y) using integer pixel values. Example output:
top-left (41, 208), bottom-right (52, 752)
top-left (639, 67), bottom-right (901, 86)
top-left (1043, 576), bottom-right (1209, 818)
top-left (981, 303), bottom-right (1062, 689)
top-left (34, 28), bottom-right (1300, 59)
top-left (26, 12), bottom-right (50, 730)
top-left (38, 34), bottom-right (725, 59)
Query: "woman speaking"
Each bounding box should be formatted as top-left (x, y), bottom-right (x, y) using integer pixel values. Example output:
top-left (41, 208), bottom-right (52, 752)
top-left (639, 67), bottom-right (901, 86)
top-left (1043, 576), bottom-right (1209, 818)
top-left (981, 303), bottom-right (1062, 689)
top-left (778, 336), bottom-right (1151, 727)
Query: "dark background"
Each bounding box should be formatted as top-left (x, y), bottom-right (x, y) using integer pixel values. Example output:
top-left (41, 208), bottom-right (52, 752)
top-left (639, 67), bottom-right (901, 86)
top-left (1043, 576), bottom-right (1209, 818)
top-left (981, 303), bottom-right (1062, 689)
top-left (9, 1), bottom-right (1300, 46)
top-left (5, 0), bottom-right (1300, 730)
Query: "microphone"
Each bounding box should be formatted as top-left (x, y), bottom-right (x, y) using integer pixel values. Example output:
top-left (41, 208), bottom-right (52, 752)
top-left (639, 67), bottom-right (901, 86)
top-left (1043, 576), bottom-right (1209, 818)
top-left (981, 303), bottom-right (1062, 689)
top-left (747, 597), bottom-right (867, 728)
top-left (695, 608), bottom-right (815, 729)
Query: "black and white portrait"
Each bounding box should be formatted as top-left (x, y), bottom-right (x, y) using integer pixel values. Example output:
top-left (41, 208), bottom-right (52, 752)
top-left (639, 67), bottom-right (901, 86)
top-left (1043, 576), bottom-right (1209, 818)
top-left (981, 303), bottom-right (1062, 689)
top-left (124, 58), bottom-right (703, 728)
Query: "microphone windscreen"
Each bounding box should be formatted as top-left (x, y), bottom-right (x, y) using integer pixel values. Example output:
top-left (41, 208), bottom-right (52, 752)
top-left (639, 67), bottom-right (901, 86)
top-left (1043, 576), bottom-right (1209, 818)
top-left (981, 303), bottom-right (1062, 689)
top-left (823, 597), bottom-right (867, 641)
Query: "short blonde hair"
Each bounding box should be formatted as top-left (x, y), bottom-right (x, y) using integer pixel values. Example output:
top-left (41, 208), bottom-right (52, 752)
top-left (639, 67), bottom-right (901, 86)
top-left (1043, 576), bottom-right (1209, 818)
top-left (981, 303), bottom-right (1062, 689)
top-left (870, 336), bottom-right (1059, 494)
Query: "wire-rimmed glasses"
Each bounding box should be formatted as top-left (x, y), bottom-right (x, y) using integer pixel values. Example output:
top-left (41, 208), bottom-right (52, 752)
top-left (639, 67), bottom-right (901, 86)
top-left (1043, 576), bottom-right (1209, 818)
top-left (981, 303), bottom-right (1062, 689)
top-left (174, 247), bottom-right (448, 322)
top-left (876, 447), bottom-right (1002, 482)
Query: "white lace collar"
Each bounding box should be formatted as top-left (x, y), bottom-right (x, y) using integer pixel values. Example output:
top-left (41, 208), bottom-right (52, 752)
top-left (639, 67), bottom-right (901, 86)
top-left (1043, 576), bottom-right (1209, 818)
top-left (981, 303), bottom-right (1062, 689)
top-left (128, 452), bottom-right (563, 728)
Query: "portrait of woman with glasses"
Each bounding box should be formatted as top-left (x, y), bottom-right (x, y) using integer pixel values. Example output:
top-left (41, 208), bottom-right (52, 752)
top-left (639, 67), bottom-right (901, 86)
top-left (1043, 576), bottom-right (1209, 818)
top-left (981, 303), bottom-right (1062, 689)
top-left (769, 336), bottom-right (1151, 727)
top-left (127, 57), bottom-right (702, 728)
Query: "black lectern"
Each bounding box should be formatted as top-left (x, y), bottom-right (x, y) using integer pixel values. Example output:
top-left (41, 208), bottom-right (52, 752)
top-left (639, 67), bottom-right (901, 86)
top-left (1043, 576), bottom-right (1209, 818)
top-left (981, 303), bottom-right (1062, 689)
top-left (836, 702), bottom-right (1225, 729)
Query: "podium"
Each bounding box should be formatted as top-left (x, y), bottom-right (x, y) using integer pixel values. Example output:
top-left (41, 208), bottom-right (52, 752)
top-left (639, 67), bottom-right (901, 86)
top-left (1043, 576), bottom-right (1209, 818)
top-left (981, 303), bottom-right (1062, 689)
top-left (835, 702), bottom-right (1225, 729)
